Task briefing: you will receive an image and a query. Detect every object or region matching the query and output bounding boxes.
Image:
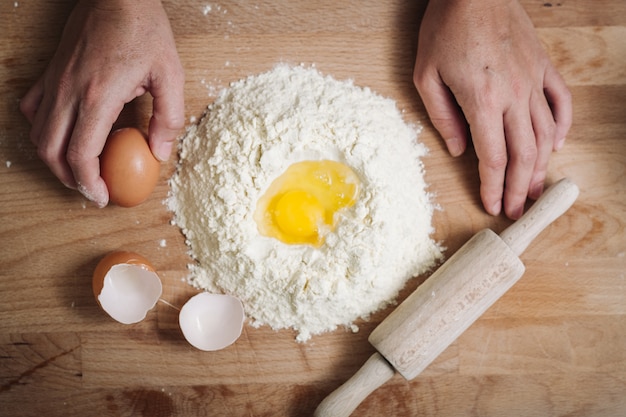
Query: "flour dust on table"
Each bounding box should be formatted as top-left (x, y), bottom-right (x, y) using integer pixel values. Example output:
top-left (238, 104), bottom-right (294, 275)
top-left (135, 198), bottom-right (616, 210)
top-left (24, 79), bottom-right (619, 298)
top-left (167, 65), bottom-right (443, 342)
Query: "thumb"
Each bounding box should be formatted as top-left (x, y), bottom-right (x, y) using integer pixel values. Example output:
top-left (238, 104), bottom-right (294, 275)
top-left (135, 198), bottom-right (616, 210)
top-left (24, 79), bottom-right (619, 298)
top-left (147, 70), bottom-right (185, 162)
top-left (414, 69), bottom-right (468, 157)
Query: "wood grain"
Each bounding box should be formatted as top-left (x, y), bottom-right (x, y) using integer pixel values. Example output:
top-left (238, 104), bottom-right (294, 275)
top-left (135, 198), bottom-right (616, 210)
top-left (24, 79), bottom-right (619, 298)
top-left (1, 1), bottom-right (625, 416)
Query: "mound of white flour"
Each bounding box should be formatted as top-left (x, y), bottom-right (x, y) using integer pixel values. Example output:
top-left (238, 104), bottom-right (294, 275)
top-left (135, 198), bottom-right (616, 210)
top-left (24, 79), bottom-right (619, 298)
top-left (168, 65), bottom-right (442, 342)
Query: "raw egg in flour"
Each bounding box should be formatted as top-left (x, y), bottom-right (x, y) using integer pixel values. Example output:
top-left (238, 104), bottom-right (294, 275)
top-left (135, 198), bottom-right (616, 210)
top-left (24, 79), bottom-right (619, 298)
top-left (92, 251), bottom-right (162, 324)
top-left (254, 160), bottom-right (360, 246)
top-left (100, 127), bottom-right (160, 207)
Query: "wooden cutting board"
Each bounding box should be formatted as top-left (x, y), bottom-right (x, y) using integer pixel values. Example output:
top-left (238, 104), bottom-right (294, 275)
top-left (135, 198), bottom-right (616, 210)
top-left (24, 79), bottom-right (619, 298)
top-left (1, 1), bottom-right (625, 416)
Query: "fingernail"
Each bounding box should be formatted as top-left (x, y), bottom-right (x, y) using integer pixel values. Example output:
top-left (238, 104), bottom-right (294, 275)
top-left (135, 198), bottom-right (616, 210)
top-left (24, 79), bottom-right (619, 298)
top-left (530, 182), bottom-right (544, 200)
top-left (153, 141), bottom-right (173, 162)
top-left (446, 137), bottom-right (463, 157)
top-left (62, 180), bottom-right (77, 190)
top-left (555, 137), bottom-right (566, 151)
top-left (510, 206), bottom-right (524, 220)
top-left (490, 201), bottom-right (501, 216)
top-left (77, 183), bottom-right (108, 208)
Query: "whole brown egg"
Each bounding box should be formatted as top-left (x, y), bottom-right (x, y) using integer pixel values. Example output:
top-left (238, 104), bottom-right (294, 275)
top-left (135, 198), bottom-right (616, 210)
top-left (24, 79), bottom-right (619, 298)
top-left (100, 127), bottom-right (160, 207)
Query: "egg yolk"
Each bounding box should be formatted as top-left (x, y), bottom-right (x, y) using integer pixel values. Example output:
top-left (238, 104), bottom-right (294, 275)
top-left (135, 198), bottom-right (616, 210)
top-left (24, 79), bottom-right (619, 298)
top-left (254, 160), bottom-right (360, 246)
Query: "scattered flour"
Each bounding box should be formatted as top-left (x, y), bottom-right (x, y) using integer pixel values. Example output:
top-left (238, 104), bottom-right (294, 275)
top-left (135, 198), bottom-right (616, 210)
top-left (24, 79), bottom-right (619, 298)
top-left (168, 65), bottom-right (443, 342)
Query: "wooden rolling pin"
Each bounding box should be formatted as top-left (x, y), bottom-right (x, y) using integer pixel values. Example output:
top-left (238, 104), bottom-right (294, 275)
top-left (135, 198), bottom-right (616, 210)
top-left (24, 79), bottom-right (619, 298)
top-left (315, 178), bottom-right (579, 417)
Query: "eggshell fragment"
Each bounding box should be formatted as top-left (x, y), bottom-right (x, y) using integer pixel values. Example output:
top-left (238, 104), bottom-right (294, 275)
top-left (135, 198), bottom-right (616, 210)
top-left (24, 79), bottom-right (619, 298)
top-left (92, 251), bottom-right (162, 324)
top-left (100, 127), bottom-right (161, 207)
top-left (179, 293), bottom-right (245, 351)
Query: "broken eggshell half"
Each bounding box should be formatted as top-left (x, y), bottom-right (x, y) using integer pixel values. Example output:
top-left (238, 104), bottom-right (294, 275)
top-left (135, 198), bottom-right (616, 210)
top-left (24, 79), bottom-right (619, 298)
top-left (92, 251), bottom-right (162, 324)
top-left (179, 292), bottom-right (245, 351)
top-left (92, 251), bottom-right (245, 351)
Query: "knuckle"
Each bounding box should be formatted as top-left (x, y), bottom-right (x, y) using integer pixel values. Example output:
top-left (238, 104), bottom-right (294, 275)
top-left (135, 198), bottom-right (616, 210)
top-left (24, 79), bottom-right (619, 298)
top-left (65, 145), bottom-right (86, 170)
top-left (37, 143), bottom-right (66, 170)
top-left (542, 122), bottom-right (557, 141)
top-left (36, 144), bottom-right (55, 164)
top-left (80, 81), bottom-right (105, 107)
top-left (29, 129), bottom-right (40, 146)
top-left (516, 145), bottom-right (538, 166)
top-left (412, 67), bottom-right (436, 93)
top-left (155, 110), bottom-right (185, 133)
top-left (533, 110), bottom-right (558, 144)
top-left (482, 151), bottom-right (508, 171)
top-left (412, 70), bottom-right (426, 91)
top-left (475, 84), bottom-right (499, 109)
top-left (19, 98), bottom-right (31, 117)
top-left (169, 116), bottom-right (186, 132)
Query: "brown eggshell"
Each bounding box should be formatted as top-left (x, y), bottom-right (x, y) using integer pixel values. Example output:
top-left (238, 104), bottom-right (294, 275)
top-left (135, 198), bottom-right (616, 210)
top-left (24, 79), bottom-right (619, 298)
top-left (100, 127), bottom-right (161, 207)
top-left (92, 251), bottom-right (155, 301)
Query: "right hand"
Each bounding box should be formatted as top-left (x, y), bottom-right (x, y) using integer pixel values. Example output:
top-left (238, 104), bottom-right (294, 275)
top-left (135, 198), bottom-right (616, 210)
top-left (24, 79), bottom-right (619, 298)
top-left (413, 0), bottom-right (572, 219)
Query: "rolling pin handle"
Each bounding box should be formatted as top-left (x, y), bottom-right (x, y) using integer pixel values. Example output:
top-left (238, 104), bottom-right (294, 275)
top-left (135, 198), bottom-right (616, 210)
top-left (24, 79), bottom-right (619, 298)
top-left (500, 178), bottom-right (579, 256)
top-left (314, 352), bottom-right (395, 417)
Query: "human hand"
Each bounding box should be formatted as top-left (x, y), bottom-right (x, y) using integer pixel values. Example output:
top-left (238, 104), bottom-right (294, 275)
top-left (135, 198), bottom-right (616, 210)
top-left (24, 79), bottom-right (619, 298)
top-left (413, 0), bottom-right (572, 219)
top-left (20, 0), bottom-right (185, 207)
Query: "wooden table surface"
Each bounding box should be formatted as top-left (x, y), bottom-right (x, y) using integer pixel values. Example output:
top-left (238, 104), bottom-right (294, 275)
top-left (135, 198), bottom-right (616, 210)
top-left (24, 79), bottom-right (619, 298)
top-left (1, 1), bottom-right (625, 416)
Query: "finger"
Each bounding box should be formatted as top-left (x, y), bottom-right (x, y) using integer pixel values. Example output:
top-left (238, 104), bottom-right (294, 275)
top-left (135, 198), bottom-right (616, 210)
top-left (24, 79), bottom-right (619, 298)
top-left (20, 77), bottom-right (44, 124)
top-left (24, 77), bottom-right (54, 150)
top-left (470, 110), bottom-right (507, 217)
top-left (27, 84), bottom-right (50, 148)
top-left (543, 64), bottom-right (572, 150)
top-left (502, 106), bottom-right (537, 220)
top-left (528, 89), bottom-right (557, 200)
top-left (32, 92), bottom-right (79, 189)
top-left (413, 68), bottom-right (468, 157)
top-left (147, 67), bottom-right (185, 162)
top-left (67, 96), bottom-right (124, 208)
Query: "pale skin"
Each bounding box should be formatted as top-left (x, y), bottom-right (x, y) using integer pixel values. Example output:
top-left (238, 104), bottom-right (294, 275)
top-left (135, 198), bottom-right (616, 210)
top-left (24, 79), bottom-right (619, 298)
top-left (21, 0), bottom-right (571, 219)
top-left (20, 0), bottom-right (185, 208)
top-left (414, 0), bottom-right (572, 219)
